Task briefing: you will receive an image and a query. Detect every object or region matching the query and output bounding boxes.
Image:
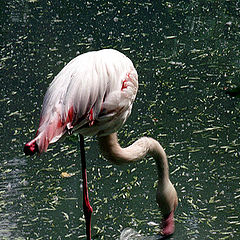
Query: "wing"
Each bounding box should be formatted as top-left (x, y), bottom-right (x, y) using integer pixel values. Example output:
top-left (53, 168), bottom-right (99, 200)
top-left (24, 49), bottom-right (138, 154)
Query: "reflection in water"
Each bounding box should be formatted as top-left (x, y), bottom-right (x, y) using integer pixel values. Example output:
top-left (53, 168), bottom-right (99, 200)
top-left (120, 228), bottom-right (161, 240)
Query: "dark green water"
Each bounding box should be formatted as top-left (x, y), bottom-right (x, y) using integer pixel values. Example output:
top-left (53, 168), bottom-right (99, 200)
top-left (1, 1), bottom-right (239, 239)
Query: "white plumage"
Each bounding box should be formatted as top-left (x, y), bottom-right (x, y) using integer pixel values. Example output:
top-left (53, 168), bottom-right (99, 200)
top-left (25, 49), bottom-right (138, 153)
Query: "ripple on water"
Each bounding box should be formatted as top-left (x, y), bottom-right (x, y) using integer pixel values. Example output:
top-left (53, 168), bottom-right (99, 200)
top-left (0, 158), bottom-right (28, 239)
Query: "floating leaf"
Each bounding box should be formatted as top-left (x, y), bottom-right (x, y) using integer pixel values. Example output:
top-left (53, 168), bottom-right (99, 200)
top-left (60, 172), bottom-right (75, 178)
top-left (209, 196), bottom-right (215, 203)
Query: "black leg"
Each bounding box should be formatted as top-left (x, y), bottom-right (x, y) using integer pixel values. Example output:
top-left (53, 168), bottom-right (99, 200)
top-left (79, 134), bottom-right (93, 240)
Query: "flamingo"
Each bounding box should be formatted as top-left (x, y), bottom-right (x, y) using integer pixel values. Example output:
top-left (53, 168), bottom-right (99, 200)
top-left (24, 49), bottom-right (178, 239)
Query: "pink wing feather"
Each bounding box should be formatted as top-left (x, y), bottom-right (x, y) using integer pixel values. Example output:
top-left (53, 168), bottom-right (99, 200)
top-left (24, 49), bottom-right (138, 155)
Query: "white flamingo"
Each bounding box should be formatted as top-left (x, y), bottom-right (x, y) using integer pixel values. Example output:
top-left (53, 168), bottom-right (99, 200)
top-left (24, 49), bottom-right (178, 239)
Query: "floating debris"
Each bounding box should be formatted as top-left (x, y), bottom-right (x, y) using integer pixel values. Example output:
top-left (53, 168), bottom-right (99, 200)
top-left (164, 35), bottom-right (177, 39)
top-left (60, 172), bottom-right (75, 178)
top-left (120, 228), bottom-right (161, 240)
top-left (193, 126), bottom-right (222, 134)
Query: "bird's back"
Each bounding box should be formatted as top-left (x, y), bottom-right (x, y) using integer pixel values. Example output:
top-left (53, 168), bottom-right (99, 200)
top-left (25, 49), bottom-right (138, 154)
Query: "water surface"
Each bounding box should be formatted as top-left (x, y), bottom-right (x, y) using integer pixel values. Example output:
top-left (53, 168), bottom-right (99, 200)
top-left (1, 1), bottom-right (239, 239)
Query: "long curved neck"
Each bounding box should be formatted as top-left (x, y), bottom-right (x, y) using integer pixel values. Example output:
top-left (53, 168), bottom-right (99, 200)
top-left (98, 132), bottom-right (169, 183)
top-left (98, 132), bottom-right (178, 235)
top-left (98, 132), bottom-right (178, 223)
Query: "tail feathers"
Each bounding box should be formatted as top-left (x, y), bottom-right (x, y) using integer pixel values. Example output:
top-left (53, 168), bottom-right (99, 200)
top-left (24, 133), bottom-right (49, 155)
top-left (38, 120), bottom-right (67, 154)
top-left (24, 128), bottom-right (65, 156)
top-left (24, 138), bottom-right (39, 155)
top-left (24, 115), bottom-right (68, 155)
